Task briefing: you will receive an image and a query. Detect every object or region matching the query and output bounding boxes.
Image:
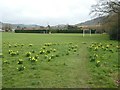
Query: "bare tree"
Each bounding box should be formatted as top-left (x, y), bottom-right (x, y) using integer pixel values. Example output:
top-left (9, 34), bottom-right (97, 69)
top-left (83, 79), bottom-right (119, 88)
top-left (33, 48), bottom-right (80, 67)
top-left (17, 26), bottom-right (21, 30)
top-left (2, 24), bottom-right (12, 32)
top-left (90, 0), bottom-right (120, 40)
top-left (47, 25), bottom-right (50, 29)
top-left (90, 0), bottom-right (120, 17)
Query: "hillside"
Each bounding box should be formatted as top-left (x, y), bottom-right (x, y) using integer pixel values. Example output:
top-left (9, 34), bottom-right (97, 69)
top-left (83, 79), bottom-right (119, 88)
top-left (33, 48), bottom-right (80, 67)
top-left (0, 22), bottom-right (42, 29)
top-left (76, 16), bottom-right (106, 26)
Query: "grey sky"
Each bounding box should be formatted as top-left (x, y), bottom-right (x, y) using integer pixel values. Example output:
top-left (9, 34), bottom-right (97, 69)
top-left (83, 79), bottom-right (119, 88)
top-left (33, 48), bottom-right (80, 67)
top-left (0, 0), bottom-right (96, 26)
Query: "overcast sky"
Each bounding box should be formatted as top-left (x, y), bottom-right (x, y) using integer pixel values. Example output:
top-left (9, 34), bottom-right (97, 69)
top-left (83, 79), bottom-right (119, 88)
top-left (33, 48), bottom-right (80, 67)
top-left (0, 0), bottom-right (96, 26)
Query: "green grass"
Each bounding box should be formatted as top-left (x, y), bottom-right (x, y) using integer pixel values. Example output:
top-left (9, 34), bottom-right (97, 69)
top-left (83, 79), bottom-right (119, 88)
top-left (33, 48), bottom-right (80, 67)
top-left (0, 32), bottom-right (2, 89)
top-left (2, 32), bottom-right (119, 88)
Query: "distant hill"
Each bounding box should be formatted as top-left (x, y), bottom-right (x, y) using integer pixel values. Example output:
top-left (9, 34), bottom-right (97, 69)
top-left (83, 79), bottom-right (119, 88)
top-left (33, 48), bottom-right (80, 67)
top-left (76, 16), bottom-right (106, 26)
top-left (0, 22), bottom-right (43, 29)
top-left (11, 24), bottom-right (41, 29)
top-left (51, 24), bottom-right (69, 30)
top-left (0, 16), bottom-right (107, 30)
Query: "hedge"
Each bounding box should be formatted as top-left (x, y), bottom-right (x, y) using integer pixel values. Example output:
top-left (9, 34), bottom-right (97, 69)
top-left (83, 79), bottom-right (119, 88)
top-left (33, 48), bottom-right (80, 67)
top-left (15, 29), bottom-right (96, 33)
top-left (52, 29), bottom-right (83, 33)
top-left (15, 30), bottom-right (49, 33)
top-left (51, 29), bottom-right (96, 33)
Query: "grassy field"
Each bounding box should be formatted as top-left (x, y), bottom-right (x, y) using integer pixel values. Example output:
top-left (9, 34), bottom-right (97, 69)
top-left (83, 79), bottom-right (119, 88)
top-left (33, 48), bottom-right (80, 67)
top-left (0, 32), bottom-right (2, 89)
top-left (1, 32), bottom-right (119, 88)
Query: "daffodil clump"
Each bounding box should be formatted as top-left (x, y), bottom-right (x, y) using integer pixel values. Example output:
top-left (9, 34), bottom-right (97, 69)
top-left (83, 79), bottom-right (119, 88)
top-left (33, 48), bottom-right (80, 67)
top-left (35, 55), bottom-right (39, 59)
top-left (90, 54), bottom-right (98, 62)
top-left (46, 50), bottom-right (51, 54)
top-left (55, 54), bottom-right (59, 57)
top-left (48, 57), bottom-right (52, 62)
top-left (52, 49), bottom-right (56, 52)
top-left (26, 52), bottom-right (31, 57)
top-left (39, 50), bottom-right (45, 54)
top-left (4, 42), bottom-right (79, 72)
top-left (67, 44), bottom-right (78, 54)
top-left (3, 60), bottom-right (9, 64)
top-left (88, 42), bottom-right (118, 67)
top-left (82, 42), bottom-right (87, 44)
top-left (14, 44), bottom-right (17, 47)
top-left (44, 43), bottom-right (52, 46)
top-left (31, 50), bottom-right (35, 53)
top-left (29, 44), bottom-right (33, 47)
top-left (96, 60), bottom-right (101, 67)
top-left (8, 44), bottom-right (11, 48)
top-left (44, 55), bottom-right (48, 59)
top-left (0, 53), bottom-right (3, 58)
top-left (21, 44), bottom-right (24, 47)
top-left (17, 59), bottom-right (23, 64)
top-left (17, 65), bottom-right (25, 71)
top-left (8, 50), bottom-right (19, 56)
top-left (41, 46), bottom-right (46, 49)
top-left (29, 57), bottom-right (38, 62)
top-left (51, 55), bottom-right (55, 59)
top-left (66, 51), bottom-right (70, 55)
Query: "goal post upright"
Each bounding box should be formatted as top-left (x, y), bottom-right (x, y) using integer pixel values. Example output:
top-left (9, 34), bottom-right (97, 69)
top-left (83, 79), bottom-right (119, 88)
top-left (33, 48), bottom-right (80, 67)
top-left (83, 30), bottom-right (85, 37)
top-left (90, 29), bottom-right (91, 36)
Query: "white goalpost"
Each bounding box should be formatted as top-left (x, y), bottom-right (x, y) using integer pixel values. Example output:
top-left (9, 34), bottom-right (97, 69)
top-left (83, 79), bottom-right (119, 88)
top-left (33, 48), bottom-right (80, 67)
top-left (90, 29), bottom-right (91, 36)
top-left (83, 30), bottom-right (85, 37)
top-left (82, 29), bottom-right (93, 37)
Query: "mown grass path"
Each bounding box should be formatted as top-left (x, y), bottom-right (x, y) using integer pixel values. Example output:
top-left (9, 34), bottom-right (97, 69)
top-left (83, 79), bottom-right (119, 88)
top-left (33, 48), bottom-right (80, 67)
top-left (63, 45), bottom-right (91, 88)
